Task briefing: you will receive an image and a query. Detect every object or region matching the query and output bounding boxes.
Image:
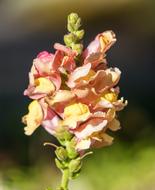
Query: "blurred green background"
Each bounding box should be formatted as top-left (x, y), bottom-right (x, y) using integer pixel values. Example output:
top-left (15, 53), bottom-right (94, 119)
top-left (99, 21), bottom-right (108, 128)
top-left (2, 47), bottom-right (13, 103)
top-left (0, 0), bottom-right (155, 189)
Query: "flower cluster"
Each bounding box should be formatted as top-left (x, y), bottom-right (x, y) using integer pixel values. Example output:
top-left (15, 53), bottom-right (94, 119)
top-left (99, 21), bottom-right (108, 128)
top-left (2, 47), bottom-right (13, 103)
top-left (22, 13), bottom-right (127, 189)
top-left (22, 28), bottom-right (127, 152)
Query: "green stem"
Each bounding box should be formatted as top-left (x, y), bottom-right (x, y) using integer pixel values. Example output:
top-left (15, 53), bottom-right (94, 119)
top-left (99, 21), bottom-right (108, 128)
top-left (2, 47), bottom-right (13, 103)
top-left (60, 168), bottom-right (70, 190)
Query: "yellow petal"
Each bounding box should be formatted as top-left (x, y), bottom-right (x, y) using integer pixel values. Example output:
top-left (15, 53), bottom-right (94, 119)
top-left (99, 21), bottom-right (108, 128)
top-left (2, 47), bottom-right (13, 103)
top-left (23, 100), bottom-right (43, 135)
top-left (34, 77), bottom-right (55, 94)
top-left (105, 68), bottom-right (121, 83)
top-left (47, 90), bottom-right (75, 105)
top-left (92, 133), bottom-right (114, 148)
top-left (100, 31), bottom-right (116, 52)
top-left (106, 108), bottom-right (116, 122)
top-left (101, 92), bottom-right (118, 102)
top-left (107, 118), bottom-right (121, 131)
top-left (62, 103), bottom-right (90, 129)
top-left (101, 133), bottom-right (114, 145)
top-left (64, 103), bottom-right (90, 118)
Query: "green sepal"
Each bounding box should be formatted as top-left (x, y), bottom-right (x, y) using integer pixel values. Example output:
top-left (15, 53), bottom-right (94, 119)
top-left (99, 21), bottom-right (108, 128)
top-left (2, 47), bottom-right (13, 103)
top-left (66, 139), bottom-right (79, 159)
top-left (69, 158), bottom-right (82, 174)
top-left (70, 169), bottom-right (81, 179)
top-left (55, 158), bottom-right (67, 170)
top-left (56, 128), bottom-right (73, 146)
top-left (55, 147), bottom-right (68, 161)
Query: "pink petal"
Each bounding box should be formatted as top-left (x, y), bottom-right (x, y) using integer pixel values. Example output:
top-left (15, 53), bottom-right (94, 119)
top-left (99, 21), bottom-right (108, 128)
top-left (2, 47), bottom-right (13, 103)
top-left (52, 50), bottom-right (63, 71)
top-left (89, 68), bottom-right (121, 93)
top-left (61, 56), bottom-right (76, 72)
top-left (84, 52), bottom-right (106, 69)
top-left (48, 73), bottom-right (61, 91)
top-left (42, 115), bottom-right (60, 135)
top-left (39, 98), bottom-right (61, 135)
top-left (73, 87), bottom-right (99, 104)
top-left (73, 118), bottom-right (107, 139)
top-left (24, 86), bottom-right (47, 99)
top-left (94, 99), bottom-right (113, 109)
top-left (54, 43), bottom-right (77, 56)
top-left (33, 51), bottom-right (54, 76)
top-left (67, 63), bottom-right (91, 88)
top-left (83, 30), bottom-right (116, 59)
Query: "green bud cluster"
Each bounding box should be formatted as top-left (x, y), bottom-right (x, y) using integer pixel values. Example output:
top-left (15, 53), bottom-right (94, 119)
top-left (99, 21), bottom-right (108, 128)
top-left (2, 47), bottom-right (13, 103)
top-left (45, 137), bottom-right (92, 190)
top-left (64, 13), bottom-right (84, 55)
top-left (54, 137), bottom-right (82, 185)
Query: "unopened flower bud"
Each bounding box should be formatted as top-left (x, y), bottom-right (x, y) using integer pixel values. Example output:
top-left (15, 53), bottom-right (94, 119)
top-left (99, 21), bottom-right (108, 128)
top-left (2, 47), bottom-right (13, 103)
top-left (69, 158), bottom-right (82, 173)
top-left (64, 33), bottom-right (77, 47)
top-left (56, 128), bottom-right (73, 144)
top-left (67, 13), bottom-right (81, 32)
top-left (55, 147), bottom-right (68, 161)
top-left (66, 139), bottom-right (79, 159)
top-left (75, 30), bottom-right (84, 40)
top-left (71, 43), bottom-right (83, 54)
top-left (74, 18), bottom-right (82, 31)
top-left (55, 158), bottom-right (66, 170)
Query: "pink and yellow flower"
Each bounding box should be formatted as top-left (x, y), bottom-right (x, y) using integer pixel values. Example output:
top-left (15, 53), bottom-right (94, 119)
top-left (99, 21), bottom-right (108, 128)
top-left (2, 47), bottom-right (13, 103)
top-left (24, 51), bottom-right (62, 99)
top-left (22, 99), bottom-right (60, 136)
top-left (22, 29), bottom-right (127, 153)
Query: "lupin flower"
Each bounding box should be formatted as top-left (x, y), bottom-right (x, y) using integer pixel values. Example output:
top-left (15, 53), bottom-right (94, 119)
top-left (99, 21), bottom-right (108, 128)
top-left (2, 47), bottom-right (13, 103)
top-left (22, 13), bottom-right (127, 190)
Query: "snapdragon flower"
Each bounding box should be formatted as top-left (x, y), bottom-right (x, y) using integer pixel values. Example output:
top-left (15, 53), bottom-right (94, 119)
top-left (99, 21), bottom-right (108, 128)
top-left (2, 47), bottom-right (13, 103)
top-left (22, 13), bottom-right (127, 190)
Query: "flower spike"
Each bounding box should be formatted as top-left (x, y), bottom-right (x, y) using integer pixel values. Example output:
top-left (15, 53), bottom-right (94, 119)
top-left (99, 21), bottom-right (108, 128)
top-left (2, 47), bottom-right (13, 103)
top-left (22, 12), bottom-right (127, 190)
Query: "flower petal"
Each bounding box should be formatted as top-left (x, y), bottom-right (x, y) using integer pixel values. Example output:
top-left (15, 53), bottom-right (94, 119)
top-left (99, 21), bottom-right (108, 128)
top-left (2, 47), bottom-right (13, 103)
top-left (62, 103), bottom-right (90, 129)
top-left (24, 77), bottom-right (56, 99)
top-left (54, 43), bottom-right (77, 56)
top-left (67, 63), bottom-right (92, 88)
top-left (83, 31), bottom-right (116, 66)
top-left (74, 119), bottom-right (107, 139)
top-left (22, 100), bottom-right (43, 135)
top-left (42, 114), bottom-right (60, 135)
top-left (92, 133), bottom-right (114, 148)
top-left (33, 51), bottom-right (54, 76)
top-left (46, 90), bottom-right (76, 105)
top-left (34, 77), bottom-right (55, 94)
top-left (76, 139), bottom-right (91, 151)
top-left (73, 87), bottom-right (99, 104)
top-left (89, 68), bottom-right (121, 93)
top-left (107, 118), bottom-right (121, 131)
